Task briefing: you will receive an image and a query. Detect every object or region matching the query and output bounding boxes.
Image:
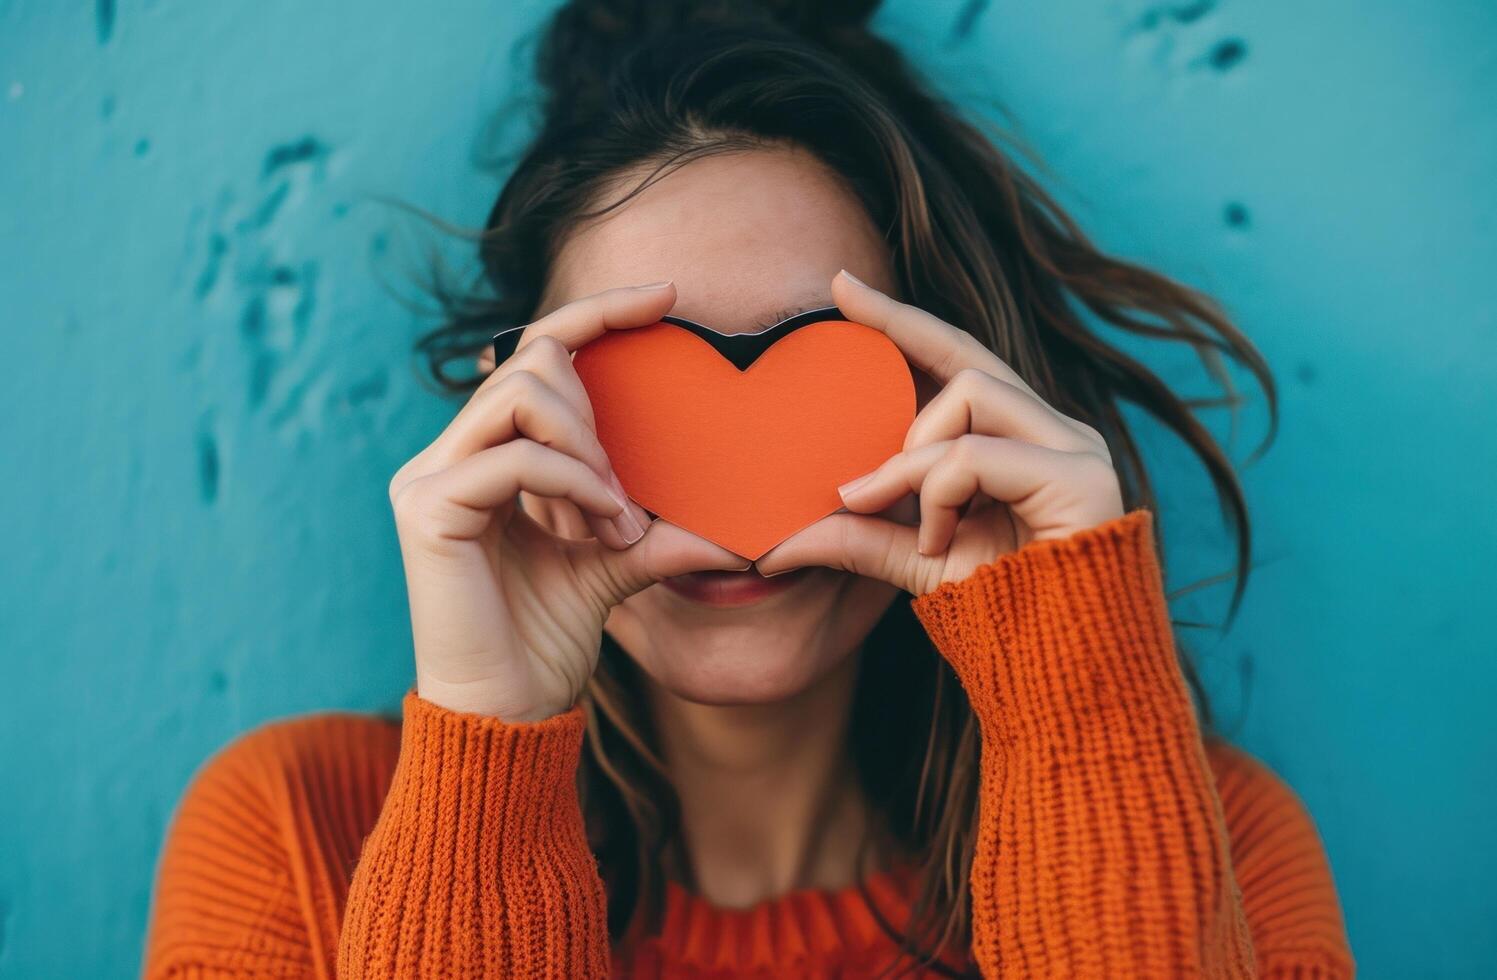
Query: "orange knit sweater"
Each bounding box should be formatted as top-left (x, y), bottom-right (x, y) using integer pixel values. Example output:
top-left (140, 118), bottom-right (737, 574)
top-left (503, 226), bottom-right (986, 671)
top-left (141, 510), bottom-right (1354, 978)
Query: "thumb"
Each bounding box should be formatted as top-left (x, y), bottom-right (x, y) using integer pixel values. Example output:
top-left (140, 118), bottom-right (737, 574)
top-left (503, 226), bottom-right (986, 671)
top-left (755, 512), bottom-right (932, 594)
top-left (588, 519), bottom-right (752, 604)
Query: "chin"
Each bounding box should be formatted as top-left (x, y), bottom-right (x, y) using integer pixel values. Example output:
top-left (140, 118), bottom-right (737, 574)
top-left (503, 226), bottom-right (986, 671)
top-left (601, 574), bottom-right (892, 706)
top-left (646, 632), bottom-right (846, 705)
top-left (603, 569), bottom-right (900, 706)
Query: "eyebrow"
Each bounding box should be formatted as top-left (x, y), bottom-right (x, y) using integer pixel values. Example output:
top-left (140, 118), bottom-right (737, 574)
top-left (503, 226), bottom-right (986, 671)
top-left (751, 298), bottom-right (834, 330)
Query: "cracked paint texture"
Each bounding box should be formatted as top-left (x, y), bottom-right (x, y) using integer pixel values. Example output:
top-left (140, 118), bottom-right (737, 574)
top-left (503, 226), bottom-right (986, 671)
top-left (1, 1), bottom-right (1494, 977)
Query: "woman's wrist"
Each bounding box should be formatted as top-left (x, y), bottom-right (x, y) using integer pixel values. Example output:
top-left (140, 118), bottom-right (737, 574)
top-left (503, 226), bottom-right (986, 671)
top-left (910, 509), bottom-right (1185, 740)
top-left (414, 670), bottom-right (575, 723)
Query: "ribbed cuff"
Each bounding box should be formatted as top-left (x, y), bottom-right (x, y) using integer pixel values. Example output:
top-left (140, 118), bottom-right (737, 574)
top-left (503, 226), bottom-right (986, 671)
top-left (910, 509), bottom-right (1193, 749)
top-left (338, 687), bottom-right (607, 977)
top-left (911, 510), bottom-right (1257, 976)
top-left (395, 684), bottom-right (589, 813)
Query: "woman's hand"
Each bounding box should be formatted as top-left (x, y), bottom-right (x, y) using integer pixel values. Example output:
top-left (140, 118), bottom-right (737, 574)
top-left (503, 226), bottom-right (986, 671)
top-left (756, 270), bottom-right (1124, 596)
top-left (389, 281), bottom-right (749, 722)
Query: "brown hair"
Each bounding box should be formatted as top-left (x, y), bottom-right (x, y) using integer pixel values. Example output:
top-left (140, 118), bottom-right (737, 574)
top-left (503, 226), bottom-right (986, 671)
top-left (414, 0), bottom-right (1275, 974)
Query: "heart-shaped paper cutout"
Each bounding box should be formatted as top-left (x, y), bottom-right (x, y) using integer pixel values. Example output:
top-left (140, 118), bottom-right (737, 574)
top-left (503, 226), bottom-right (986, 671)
top-left (573, 319), bottom-right (915, 560)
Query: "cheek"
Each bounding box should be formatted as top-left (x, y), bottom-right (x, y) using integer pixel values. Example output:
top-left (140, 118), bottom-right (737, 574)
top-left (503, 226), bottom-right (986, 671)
top-left (602, 574), bottom-right (901, 704)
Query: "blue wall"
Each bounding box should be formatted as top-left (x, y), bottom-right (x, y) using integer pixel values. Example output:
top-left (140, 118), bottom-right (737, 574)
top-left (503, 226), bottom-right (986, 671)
top-left (2, 2), bottom-right (1493, 976)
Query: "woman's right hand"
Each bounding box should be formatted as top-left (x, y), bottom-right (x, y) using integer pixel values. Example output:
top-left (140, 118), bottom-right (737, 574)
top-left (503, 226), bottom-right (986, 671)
top-left (388, 281), bottom-right (748, 722)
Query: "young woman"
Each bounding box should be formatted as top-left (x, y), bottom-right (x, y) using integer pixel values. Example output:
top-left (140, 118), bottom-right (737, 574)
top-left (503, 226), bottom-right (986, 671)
top-left (142, 1), bottom-right (1353, 977)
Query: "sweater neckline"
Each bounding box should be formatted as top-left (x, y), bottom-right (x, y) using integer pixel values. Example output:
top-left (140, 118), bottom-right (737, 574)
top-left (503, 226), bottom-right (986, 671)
top-left (646, 863), bottom-right (918, 969)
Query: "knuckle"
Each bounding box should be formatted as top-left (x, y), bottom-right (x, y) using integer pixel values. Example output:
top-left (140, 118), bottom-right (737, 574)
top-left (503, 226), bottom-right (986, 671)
top-left (504, 368), bottom-right (545, 396)
top-left (948, 432), bottom-right (988, 466)
top-left (951, 366), bottom-right (989, 396)
top-left (388, 455), bottom-right (426, 504)
top-left (505, 438), bottom-right (545, 470)
top-left (523, 333), bottom-right (570, 366)
top-left (1073, 419), bottom-right (1104, 444)
top-left (389, 476), bottom-right (443, 529)
top-left (1070, 418), bottom-right (1109, 452)
top-left (1073, 451), bottom-right (1121, 492)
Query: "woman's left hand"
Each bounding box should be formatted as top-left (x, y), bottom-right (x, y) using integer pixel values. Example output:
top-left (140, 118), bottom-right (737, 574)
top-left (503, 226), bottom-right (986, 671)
top-left (755, 270), bottom-right (1125, 595)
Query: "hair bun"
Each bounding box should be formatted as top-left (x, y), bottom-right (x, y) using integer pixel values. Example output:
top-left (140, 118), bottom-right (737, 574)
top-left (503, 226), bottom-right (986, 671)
top-left (537, 0), bottom-right (882, 113)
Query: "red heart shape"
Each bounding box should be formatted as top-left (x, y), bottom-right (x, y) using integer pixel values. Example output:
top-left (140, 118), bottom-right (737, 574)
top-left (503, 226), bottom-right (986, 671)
top-left (573, 319), bottom-right (916, 559)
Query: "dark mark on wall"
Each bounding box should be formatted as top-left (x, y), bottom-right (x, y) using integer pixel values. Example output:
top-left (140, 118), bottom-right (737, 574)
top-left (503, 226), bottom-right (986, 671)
top-left (194, 233), bottom-right (227, 299)
top-left (197, 428), bottom-right (220, 504)
top-left (134, 138), bottom-right (151, 158)
top-left (1207, 37), bottom-right (1247, 71)
top-left (209, 669), bottom-right (228, 693)
top-left (1296, 362), bottom-right (1317, 385)
top-left (950, 0), bottom-right (989, 42)
top-left (292, 262), bottom-right (318, 339)
top-left (100, 95), bottom-right (116, 120)
top-left (96, 0), bottom-right (116, 44)
top-left (262, 136), bottom-right (329, 178)
top-left (239, 295), bottom-right (266, 340)
top-left (251, 182), bottom-right (289, 228)
top-left (249, 352), bottom-right (277, 409)
top-left (1136, 0), bottom-right (1217, 32)
top-left (347, 370), bottom-right (389, 407)
top-left (180, 143), bottom-right (331, 424)
top-left (1224, 202), bottom-right (1250, 228)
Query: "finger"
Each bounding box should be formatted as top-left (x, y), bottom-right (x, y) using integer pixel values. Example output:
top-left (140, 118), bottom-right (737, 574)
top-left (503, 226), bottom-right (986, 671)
top-left (755, 512), bottom-right (929, 594)
top-left (434, 366), bottom-right (612, 478)
top-left (585, 520), bottom-right (753, 605)
top-left (833, 442), bottom-right (965, 556)
top-left (394, 440), bottom-right (642, 548)
top-left (835, 442), bottom-right (944, 515)
top-left (831, 269), bottom-right (1035, 393)
top-left (472, 328), bottom-right (597, 422)
top-left (840, 435), bottom-right (1118, 550)
top-left (904, 367), bottom-right (1104, 455)
top-left (508, 279), bottom-right (677, 359)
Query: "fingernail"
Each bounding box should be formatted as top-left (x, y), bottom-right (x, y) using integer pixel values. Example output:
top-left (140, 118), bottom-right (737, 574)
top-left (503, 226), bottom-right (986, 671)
top-left (632, 279), bottom-right (673, 290)
top-left (837, 471), bottom-right (874, 499)
top-left (608, 471), bottom-right (629, 503)
top-left (605, 476), bottom-right (645, 543)
top-left (615, 508), bottom-right (646, 545)
top-left (838, 268), bottom-right (867, 288)
top-left (761, 565), bottom-right (797, 578)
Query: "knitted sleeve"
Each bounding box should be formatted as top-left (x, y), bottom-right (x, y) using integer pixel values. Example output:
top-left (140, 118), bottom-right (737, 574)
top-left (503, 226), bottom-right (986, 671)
top-left (335, 688), bottom-right (609, 978)
top-left (910, 509), bottom-right (1353, 978)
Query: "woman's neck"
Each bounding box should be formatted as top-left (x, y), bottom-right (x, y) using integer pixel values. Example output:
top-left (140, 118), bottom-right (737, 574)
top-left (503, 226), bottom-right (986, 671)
top-left (645, 648), bottom-right (876, 908)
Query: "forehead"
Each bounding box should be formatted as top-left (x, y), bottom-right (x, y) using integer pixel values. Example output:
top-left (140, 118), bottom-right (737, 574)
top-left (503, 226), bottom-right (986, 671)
top-left (542, 145), bottom-right (890, 333)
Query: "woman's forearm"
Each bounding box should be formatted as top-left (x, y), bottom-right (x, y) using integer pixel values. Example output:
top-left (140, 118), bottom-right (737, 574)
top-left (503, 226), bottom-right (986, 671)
top-left (913, 510), bottom-right (1257, 978)
top-left (337, 688), bottom-right (610, 979)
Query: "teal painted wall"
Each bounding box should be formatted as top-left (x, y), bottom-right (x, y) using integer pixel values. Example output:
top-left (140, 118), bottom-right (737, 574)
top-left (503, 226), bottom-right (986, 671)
top-left (2, 1), bottom-right (1493, 976)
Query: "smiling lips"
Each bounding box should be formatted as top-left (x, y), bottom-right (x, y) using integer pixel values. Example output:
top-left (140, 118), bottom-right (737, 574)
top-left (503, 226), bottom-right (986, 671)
top-left (661, 567), bottom-right (813, 606)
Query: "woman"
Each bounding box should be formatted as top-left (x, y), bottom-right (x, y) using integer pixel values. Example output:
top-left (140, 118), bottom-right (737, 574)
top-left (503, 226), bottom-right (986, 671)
top-left (142, 1), bottom-right (1353, 977)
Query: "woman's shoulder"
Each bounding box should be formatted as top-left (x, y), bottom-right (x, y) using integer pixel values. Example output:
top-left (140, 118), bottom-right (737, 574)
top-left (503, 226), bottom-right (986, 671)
top-left (1203, 737), bottom-right (1329, 852)
top-left (169, 705), bottom-right (404, 827)
top-left (195, 704), bottom-right (404, 785)
top-left (144, 704), bottom-right (405, 975)
top-left (159, 702), bottom-right (405, 860)
top-left (1202, 738), bottom-right (1355, 974)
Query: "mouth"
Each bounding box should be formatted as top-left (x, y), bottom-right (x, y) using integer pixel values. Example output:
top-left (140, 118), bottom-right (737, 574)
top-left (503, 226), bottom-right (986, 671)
top-left (660, 566), bottom-right (813, 607)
